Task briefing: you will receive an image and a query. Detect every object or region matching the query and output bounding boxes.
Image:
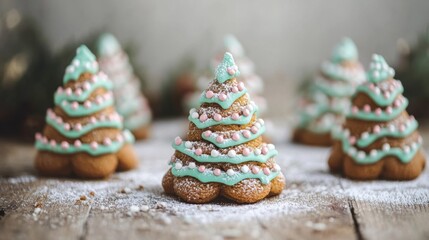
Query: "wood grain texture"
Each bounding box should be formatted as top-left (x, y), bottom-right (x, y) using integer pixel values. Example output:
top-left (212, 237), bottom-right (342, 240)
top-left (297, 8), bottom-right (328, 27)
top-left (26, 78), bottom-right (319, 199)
top-left (0, 119), bottom-right (428, 240)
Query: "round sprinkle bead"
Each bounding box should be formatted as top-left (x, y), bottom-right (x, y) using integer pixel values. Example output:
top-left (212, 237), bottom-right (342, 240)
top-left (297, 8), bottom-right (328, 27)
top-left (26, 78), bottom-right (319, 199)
top-left (251, 166), bottom-right (260, 174)
top-left (174, 136), bottom-right (182, 145)
top-left (211, 149), bottom-right (219, 157)
top-left (231, 113), bottom-right (240, 120)
top-left (191, 112), bottom-right (199, 119)
top-left (195, 148), bottom-right (203, 156)
top-left (199, 114), bottom-right (208, 122)
top-left (214, 114), bottom-right (222, 122)
top-left (103, 138), bottom-right (112, 146)
top-left (228, 150), bottom-right (236, 158)
top-left (216, 135), bottom-right (224, 143)
top-left (198, 165), bottom-right (205, 173)
top-left (175, 162), bottom-right (183, 170)
top-left (90, 142), bottom-right (98, 150)
top-left (213, 169), bottom-right (221, 176)
top-left (241, 165), bottom-right (250, 173)
top-left (382, 143), bottom-right (390, 151)
top-left (218, 93), bottom-right (227, 101)
top-left (242, 130), bottom-right (251, 138)
top-left (205, 91), bottom-right (214, 99)
top-left (242, 148), bottom-right (250, 156)
top-left (61, 141), bottom-right (69, 149)
top-left (232, 133), bottom-right (240, 141)
top-left (74, 140), bottom-right (82, 147)
top-left (263, 168), bottom-right (270, 176)
top-left (254, 149), bottom-right (261, 155)
top-left (188, 162), bottom-right (196, 169)
top-left (231, 86), bottom-right (238, 93)
top-left (203, 131), bottom-right (212, 137)
top-left (226, 169), bottom-right (235, 176)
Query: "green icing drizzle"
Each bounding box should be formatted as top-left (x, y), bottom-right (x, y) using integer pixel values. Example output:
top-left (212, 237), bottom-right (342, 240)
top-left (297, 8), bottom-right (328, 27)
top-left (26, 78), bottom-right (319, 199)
top-left (215, 52), bottom-right (240, 83)
top-left (172, 142), bottom-right (277, 164)
top-left (202, 125), bottom-right (265, 148)
top-left (354, 82), bottom-right (404, 107)
top-left (331, 38), bottom-right (358, 63)
top-left (54, 76), bottom-right (113, 105)
top-left (63, 45), bottom-right (98, 84)
top-left (199, 88), bottom-right (247, 109)
top-left (356, 119), bottom-right (418, 148)
top-left (59, 97), bottom-right (114, 117)
top-left (367, 54), bottom-right (395, 83)
top-left (313, 80), bottom-right (355, 97)
top-left (97, 33), bottom-right (121, 57)
top-left (46, 114), bottom-right (122, 139)
top-left (170, 162), bottom-right (279, 186)
top-left (189, 104), bottom-right (258, 129)
top-left (348, 98), bottom-right (408, 121)
top-left (35, 130), bottom-right (134, 156)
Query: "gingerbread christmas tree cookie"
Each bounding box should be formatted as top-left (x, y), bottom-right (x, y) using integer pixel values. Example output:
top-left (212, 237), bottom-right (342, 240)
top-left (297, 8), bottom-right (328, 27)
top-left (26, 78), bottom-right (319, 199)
top-left (328, 54), bottom-right (426, 180)
top-left (97, 33), bottom-right (152, 140)
top-left (162, 52), bottom-right (285, 203)
top-left (293, 38), bottom-right (366, 146)
top-left (34, 45), bottom-right (138, 179)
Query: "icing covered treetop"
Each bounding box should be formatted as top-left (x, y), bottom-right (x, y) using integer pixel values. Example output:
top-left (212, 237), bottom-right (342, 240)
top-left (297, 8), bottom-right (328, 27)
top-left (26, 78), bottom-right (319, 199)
top-left (64, 45), bottom-right (99, 83)
top-left (367, 54), bottom-right (395, 83)
top-left (224, 34), bottom-right (244, 57)
top-left (331, 37), bottom-right (358, 63)
top-left (97, 33), bottom-right (122, 57)
top-left (215, 52), bottom-right (240, 83)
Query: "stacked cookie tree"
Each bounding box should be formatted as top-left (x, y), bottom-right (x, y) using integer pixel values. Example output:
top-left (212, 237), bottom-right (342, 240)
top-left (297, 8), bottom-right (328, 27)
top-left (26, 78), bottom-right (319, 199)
top-left (35, 45), bottom-right (138, 179)
top-left (293, 38), bottom-right (366, 146)
top-left (329, 54), bottom-right (426, 180)
top-left (163, 52), bottom-right (285, 204)
top-left (97, 33), bottom-right (152, 139)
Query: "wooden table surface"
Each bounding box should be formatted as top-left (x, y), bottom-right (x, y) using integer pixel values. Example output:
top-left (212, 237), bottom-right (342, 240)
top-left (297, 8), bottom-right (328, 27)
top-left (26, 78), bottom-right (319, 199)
top-left (1, 119), bottom-right (428, 240)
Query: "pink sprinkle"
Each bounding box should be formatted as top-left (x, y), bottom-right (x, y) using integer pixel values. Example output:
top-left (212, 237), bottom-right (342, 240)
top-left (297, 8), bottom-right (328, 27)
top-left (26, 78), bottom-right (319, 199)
top-left (56, 117), bottom-right (63, 124)
top-left (205, 90), bottom-right (214, 99)
top-left (363, 105), bottom-right (371, 113)
top-left (231, 86), bottom-right (238, 93)
top-left (216, 135), bottom-right (224, 143)
top-left (75, 88), bottom-right (82, 96)
top-left (227, 67), bottom-right (236, 75)
top-left (252, 166), bottom-right (260, 174)
top-left (203, 131), bottom-right (212, 137)
top-left (251, 126), bottom-right (258, 134)
top-left (261, 147), bottom-right (268, 155)
top-left (218, 93), bottom-right (227, 101)
top-left (375, 108), bottom-right (382, 116)
top-left (63, 123), bottom-right (70, 131)
top-left (95, 96), bottom-right (103, 105)
top-left (35, 133), bottom-right (42, 140)
top-left (90, 117), bottom-right (97, 124)
top-left (91, 75), bottom-right (98, 83)
top-left (42, 137), bottom-right (48, 144)
top-left (214, 114), bottom-right (222, 122)
top-left (242, 130), bottom-right (251, 138)
top-left (199, 114), bottom-right (208, 122)
top-left (50, 140), bottom-right (56, 147)
top-left (213, 169), bottom-right (221, 176)
top-left (389, 85), bottom-right (395, 92)
top-left (369, 84), bottom-right (375, 90)
top-left (386, 106), bottom-right (393, 114)
top-left (243, 109), bottom-right (250, 117)
top-left (349, 136), bottom-right (356, 145)
top-left (57, 87), bottom-right (63, 93)
top-left (238, 82), bottom-right (245, 91)
top-left (373, 125), bottom-right (381, 133)
top-left (174, 136), bottom-right (182, 145)
top-left (83, 82), bottom-right (91, 90)
top-left (71, 102), bottom-right (79, 110)
top-left (61, 141), bottom-right (69, 149)
top-left (84, 101), bottom-right (92, 109)
top-left (399, 124), bottom-right (406, 132)
top-left (65, 88), bottom-right (72, 96)
top-left (242, 148), bottom-right (250, 156)
top-left (394, 99), bottom-right (401, 108)
top-left (384, 92), bottom-right (390, 99)
top-left (351, 106), bottom-right (359, 114)
top-left (195, 148), bottom-right (203, 156)
top-left (103, 138), bottom-right (112, 146)
top-left (198, 165), bottom-right (205, 173)
top-left (74, 140), bottom-right (81, 148)
top-left (116, 135), bottom-right (124, 143)
top-left (231, 113), bottom-right (240, 120)
top-left (90, 142), bottom-right (98, 150)
top-left (232, 133), bottom-right (240, 141)
top-left (263, 167), bottom-right (270, 176)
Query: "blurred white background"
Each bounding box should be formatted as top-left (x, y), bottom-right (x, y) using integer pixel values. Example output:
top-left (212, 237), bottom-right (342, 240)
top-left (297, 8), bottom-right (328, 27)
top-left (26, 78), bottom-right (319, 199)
top-left (3, 0), bottom-right (429, 118)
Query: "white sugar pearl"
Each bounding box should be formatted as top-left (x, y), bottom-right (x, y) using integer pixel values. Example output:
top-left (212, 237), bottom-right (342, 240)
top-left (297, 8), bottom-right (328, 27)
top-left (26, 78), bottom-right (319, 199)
top-left (357, 151), bottom-right (366, 160)
top-left (373, 71), bottom-right (380, 78)
top-left (185, 141), bottom-right (192, 149)
top-left (259, 119), bottom-right (265, 125)
top-left (411, 142), bottom-right (418, 150)
top-left (389, 125), bottom-right (396, 133)
top-left (189, 108), bottom-right (196, 115)
top-left (175, 162), bottom-right (183, 170)
top-left (361, 132), bottom-right (369, 139)
top-left (188, 162), bottom-right (196, 169)
top-left (374, 87), bottom-right (381, 95)
top-left (348, 147), bottom-right (357, 156)
top-left (254, 149), bottom-right (261, 155)
top-left (241, 165), bottom-right (250, 173)
top-left (226, 169), bottom-right (235, 176)
top-left (273, 164), bottom-right (281, 172)
top-left (382, 143), bottom-right (391, 151)
top-left (267, 144), bottom-right (275, 150)
top-left (191, 112), bottom-right (199, 119)
top-left (72, 59), bottom-right (80, 66)
top-left (370, 149), bottom-right (378, 157)
top-left (228, 150), bottom-right (236, 158)
top-left (403, 146), bottom-right (410, 154)
top-left (211, 149), bottom-right (219, 157)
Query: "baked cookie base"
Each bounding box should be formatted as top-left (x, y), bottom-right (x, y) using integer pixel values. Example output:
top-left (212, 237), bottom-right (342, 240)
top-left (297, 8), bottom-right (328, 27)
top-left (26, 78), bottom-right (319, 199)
top-left (328, 141), bottom-right (426, 180)
top-left (292, 128), bottom-right (333, 147)
top-left (162, 169), bottom-right (285, 204)
top-left (35, 144), bottom-right (138, 179)
top-left (131, 125), bottom-right (151, 140)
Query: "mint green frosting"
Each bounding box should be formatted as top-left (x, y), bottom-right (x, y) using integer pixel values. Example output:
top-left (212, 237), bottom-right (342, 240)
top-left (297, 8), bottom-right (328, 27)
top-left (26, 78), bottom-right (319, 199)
top-left (199, 88), bottom-right (247, 109)
top-left (46, 114), bottom-right (123, 139)
top-left (189, 104), bottom-right (258, 129)
top-left (172, 142), bottom-right (277, 164)
top-left (35, 130), bottom-right (134, 156)
top-left (367, 54), bottom-right (395, 83)
top-left (356, 119), bottom-right (418, 148)
top-left (202, 125), bottom-right (265, 148)
top-left (215, 52), bottom-right (240, 83)
top-left (170, 162), bottom-right (279, 186)
top-left (348, 98), bottom-right (408, 121)
top-left (59, 97), bottom-right (114, 117)
top-left (54, 77), bottom-right (113, 105)
top-left (63, 45), bottom-right (98, 84)
top-left (313, 80), bottom-right (356, 98)
top-left (354, 82), bottom-right (404, 107)
top-left (331, 38), bottom-right (358, 63)
top-left (97, 33), bottom-right (121, 57)
top-left (123, 111), bottom-right (151, 131)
